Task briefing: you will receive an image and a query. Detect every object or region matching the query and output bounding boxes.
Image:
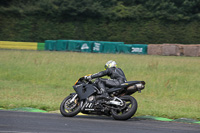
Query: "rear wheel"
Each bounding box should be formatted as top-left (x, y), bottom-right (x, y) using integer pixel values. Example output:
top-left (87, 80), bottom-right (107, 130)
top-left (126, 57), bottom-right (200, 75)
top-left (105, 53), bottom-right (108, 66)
top-left (111, 95), bottom-right (137, 120)
top-left (60, 94), bottom-right (81, 117)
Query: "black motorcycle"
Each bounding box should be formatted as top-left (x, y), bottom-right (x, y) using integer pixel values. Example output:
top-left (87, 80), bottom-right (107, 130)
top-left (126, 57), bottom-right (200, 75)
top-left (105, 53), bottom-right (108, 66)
top-left (60, 75), bottom-right (145, 120)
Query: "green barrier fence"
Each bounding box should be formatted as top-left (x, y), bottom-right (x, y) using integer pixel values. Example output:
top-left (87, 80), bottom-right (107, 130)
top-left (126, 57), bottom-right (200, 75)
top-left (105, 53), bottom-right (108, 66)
top-left (118, 44), bottom-right (132, 54)
top-left (43, 40), bottom-right (148, 54)
top-left (80, 41), bottom-right (94, 53)
top-left (116, 44), bottom-right (148, 54)
top-left (45, 40), bottom-right (57, 51)
top-left (93, 42), bottom-right (104, 53)
top-left (102, 42), bottom-right (124, 54)
top-left (67, 40), bottom-right (83, 52)
top-left (56, 40), bottom-right (68, 51)
top-left (130, 44), bottom-right (148, 54)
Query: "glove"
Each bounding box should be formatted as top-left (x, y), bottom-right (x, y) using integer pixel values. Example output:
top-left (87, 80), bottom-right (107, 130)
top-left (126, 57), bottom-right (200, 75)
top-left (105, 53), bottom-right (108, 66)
top-left (84, 75), bottom-right (92, 81)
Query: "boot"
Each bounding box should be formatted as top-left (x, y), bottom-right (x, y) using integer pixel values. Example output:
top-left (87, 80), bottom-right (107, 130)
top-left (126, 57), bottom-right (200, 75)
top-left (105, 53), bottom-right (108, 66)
top-left (96, 88), bottom-right (110, 100)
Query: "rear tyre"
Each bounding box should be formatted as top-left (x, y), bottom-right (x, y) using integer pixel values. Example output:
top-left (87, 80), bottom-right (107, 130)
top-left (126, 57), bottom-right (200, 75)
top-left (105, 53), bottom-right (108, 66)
top-left (111, 95), bottom-right (137, 120)
top-left (60, 94), bottom-right (81, 117)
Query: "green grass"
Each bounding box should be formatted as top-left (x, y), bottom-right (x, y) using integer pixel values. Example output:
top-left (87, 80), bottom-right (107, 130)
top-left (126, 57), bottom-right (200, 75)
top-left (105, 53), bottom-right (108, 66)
top-left (0, 50), bottom-right (200, 120)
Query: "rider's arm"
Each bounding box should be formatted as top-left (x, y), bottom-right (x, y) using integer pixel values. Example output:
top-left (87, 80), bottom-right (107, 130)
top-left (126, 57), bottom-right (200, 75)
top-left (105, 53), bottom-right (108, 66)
top-left (91, 69), bottom-right (110, 79)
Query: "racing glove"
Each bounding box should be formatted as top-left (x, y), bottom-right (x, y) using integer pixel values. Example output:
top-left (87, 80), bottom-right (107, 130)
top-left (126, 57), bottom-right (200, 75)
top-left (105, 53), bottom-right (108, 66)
top-left (84, 75), bottom-right (92, 81)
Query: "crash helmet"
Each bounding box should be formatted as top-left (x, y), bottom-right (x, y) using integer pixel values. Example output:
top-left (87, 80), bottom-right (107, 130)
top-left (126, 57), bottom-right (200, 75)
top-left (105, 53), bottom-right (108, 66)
top-left (105, 60), bottom-right (117, 70)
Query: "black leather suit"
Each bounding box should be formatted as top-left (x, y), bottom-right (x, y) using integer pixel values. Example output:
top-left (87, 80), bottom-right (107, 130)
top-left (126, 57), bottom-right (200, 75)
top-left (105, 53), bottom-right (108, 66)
top-left (91, 67), bottom-right (127, 92)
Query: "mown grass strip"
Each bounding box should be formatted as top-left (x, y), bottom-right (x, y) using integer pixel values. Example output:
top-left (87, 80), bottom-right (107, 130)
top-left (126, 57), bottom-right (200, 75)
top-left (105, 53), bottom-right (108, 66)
top-left (135, 116), bottom-right (173, 122)
top-left (173, 118), bottom-right (200, 124)
top-left (135, 116), bottom-right (200, 124)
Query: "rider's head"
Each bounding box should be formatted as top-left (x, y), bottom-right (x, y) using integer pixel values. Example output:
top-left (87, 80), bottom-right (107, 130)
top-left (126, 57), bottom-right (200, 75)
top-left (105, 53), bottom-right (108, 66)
top-left (104, 60), bottom-right (117, 70)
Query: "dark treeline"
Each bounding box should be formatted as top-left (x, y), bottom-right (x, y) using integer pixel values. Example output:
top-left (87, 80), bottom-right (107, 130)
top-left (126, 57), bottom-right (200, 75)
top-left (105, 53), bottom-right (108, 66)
top-left (0, 0), bottom-right (200, 44)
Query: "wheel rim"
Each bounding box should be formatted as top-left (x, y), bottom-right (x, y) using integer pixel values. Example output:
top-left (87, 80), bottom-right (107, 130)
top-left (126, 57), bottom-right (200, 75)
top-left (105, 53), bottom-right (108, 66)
top-left (64, 97), bottom-right (79, 113)
top-left (112, 98), bottom-right (134, 115)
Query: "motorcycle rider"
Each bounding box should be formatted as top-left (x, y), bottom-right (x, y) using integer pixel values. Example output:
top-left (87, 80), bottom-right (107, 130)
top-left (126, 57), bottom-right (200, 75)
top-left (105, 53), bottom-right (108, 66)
top-left (84, 60), bottom-right (127, 99)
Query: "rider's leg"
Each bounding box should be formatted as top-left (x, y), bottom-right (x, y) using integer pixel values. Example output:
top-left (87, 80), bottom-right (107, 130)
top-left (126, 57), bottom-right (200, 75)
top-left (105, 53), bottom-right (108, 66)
top-left (96, 79), bottom-right (110, 99)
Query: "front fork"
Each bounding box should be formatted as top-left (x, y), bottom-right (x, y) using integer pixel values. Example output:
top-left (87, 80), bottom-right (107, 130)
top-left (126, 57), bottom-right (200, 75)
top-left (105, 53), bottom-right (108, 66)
top-left (70, 93), bottom-right (86, 111)
top-left (69, 93), bottom-right (85, 109)
top-left (69, 93), bottom-right (78, 103)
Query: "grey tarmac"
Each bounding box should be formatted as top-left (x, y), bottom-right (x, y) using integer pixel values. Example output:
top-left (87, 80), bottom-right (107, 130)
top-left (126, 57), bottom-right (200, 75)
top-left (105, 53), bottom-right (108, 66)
top-left (0, 110), bottom-right (199, 133)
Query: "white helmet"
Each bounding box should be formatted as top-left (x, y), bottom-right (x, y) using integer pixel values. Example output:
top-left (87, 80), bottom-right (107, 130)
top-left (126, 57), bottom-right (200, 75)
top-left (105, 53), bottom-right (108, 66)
top-left (105, 60), bottom-right (117, 70)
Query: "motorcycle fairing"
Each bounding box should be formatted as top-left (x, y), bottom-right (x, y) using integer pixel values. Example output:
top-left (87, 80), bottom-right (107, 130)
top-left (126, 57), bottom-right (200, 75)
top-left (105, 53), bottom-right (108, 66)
top-left (73, 83), bottom-right (97, 100)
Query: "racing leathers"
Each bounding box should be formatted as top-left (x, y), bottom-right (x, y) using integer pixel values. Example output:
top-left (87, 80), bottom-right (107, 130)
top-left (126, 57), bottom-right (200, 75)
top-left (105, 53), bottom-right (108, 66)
top-left (90, 67), bottom-right (127, 98)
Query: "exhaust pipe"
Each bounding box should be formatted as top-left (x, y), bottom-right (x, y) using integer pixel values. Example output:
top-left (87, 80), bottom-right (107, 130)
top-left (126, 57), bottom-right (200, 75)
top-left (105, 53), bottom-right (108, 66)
top-left (126, 83), bottom-right (145, 95)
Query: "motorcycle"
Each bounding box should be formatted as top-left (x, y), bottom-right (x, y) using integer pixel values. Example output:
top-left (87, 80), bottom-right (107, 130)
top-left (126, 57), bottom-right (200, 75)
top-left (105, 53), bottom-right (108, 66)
top-left (60, 75), bottom-right (145, 120)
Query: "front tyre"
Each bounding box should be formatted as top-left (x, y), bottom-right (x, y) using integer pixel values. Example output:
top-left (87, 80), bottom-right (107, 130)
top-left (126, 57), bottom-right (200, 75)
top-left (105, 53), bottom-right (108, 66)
top-left (60, 94), bottom-right (81, 117)
top-left (111, 95), bottom-right (137, 120)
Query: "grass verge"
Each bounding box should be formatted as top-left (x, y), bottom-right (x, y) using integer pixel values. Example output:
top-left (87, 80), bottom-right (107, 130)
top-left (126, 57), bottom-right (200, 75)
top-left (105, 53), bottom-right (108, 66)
top-left (0, 50), bottom-right (199, 120)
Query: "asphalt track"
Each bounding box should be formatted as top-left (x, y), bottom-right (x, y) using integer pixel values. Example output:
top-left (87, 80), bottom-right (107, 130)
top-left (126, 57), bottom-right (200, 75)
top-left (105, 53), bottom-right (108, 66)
top-left (0, 110), bottom-right (199, 133)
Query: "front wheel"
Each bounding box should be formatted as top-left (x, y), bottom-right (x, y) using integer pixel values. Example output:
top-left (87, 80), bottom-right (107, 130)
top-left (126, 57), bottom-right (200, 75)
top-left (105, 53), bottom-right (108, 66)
top-left (60, 94), bottom-right (81, 117)
top-left (111, 95), bottom-right (138, 120)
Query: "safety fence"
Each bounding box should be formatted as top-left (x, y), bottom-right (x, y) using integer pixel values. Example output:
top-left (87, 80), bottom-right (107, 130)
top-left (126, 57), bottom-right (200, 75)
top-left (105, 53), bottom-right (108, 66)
top-left (44, 40), bottom-right (148, 54)
top-left (0, 40), bottom-right (200, 57)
